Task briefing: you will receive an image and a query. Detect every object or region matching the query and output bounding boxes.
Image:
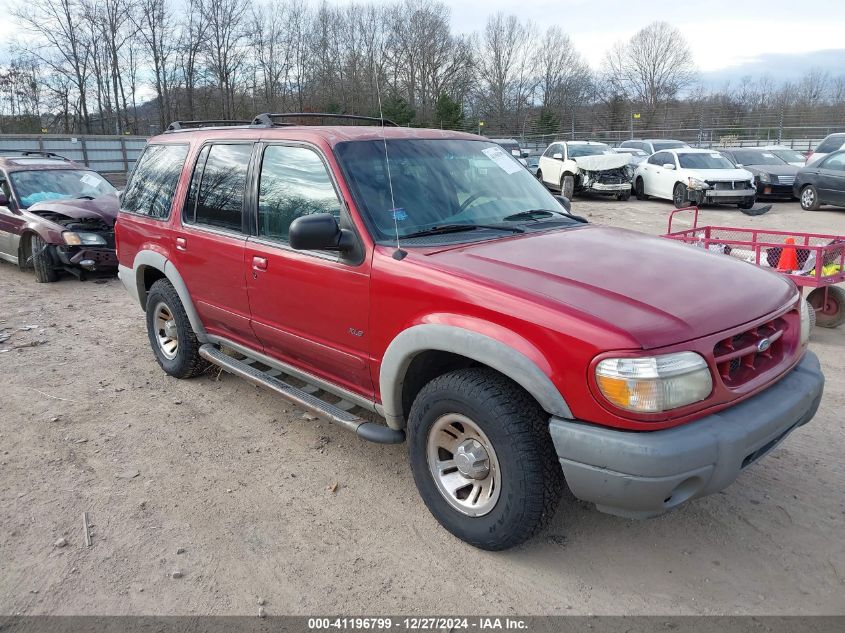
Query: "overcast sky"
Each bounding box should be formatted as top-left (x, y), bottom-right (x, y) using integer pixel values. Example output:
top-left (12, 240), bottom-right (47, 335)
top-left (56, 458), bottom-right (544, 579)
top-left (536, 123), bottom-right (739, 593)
top-left (1, 0), bottom-right (842, 79)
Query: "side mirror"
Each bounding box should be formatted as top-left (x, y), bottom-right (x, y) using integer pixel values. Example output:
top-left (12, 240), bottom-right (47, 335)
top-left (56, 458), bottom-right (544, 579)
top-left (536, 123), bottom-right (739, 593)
top-left (734, 163), bottom-right (743, 168)
top-left (289, 213), bottom-right (354, 252)
top-left (663, 163), bottom-right (676, 170)
top-left (554, 195), bottom-right (572, 212)
top-left (552, 153), bottom-right (563, 160)
top-left (0, 193), bottom-right (8, 206)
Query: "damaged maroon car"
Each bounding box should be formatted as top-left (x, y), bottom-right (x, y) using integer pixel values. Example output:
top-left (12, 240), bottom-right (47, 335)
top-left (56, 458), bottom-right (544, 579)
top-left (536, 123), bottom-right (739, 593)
top-left (0, 152), bottom-right (119, 282)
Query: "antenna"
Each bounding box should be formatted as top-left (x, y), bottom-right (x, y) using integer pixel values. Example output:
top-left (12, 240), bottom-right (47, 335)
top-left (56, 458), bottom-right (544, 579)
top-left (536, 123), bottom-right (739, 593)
top-left (373, 61), bottom-right (406, 260)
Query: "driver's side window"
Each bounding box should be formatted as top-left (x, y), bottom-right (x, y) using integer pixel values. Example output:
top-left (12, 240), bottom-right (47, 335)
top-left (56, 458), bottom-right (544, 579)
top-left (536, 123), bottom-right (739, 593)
top-left (648, 152), bottom-right (666, 165)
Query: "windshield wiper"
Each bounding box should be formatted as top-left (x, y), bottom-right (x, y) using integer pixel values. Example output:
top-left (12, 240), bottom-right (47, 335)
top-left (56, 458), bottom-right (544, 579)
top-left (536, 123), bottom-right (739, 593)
top-left (401, 223), bottom-right (524, 239)
top-left (502, 209), bottom-right (562, 221)
top-left (504, 209), bottom-right (589, 224)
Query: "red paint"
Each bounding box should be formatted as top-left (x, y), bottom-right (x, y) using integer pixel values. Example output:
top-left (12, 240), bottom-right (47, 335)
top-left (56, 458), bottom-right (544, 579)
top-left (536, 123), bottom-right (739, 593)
top-left (117, 127), bottom-right (805, 431)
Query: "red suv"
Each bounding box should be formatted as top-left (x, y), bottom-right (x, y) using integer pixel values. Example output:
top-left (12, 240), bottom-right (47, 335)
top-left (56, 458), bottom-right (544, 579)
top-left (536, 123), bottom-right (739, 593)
top-left (116, 115), bottom-right (824, 550)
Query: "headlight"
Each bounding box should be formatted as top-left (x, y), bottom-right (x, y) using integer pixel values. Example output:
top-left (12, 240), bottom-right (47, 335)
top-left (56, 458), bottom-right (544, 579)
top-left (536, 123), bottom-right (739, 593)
top-left (687, 177), bottom-right (710, 191)
top-left (595, 351), bottom-right (713, 413)
top-left (800, 299), bottom-right (811, 345)
top-left (757, 172), bottom-right (771, 183)
top-left (63, 231), bottom-right (106, 246)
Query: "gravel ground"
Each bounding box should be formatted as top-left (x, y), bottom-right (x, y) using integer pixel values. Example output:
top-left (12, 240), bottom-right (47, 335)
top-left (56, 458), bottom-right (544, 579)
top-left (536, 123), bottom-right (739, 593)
top-left (1, 197), bottom-right (844, 616)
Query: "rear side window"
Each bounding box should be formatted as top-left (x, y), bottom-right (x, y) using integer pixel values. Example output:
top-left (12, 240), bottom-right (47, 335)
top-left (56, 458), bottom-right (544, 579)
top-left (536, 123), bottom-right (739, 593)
top-left (257, 145), bottom-right (341, 243)
top-left (121, 144), bottom-right (188, 218)
top-left (815, 135), bottom-right (845, 153)
top-left (184, 143), bottom-right (252, 232)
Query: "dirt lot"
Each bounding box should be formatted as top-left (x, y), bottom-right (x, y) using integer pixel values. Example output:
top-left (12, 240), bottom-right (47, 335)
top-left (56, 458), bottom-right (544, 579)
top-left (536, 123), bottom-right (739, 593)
top-left (1, 197), bottom-right (844, 616)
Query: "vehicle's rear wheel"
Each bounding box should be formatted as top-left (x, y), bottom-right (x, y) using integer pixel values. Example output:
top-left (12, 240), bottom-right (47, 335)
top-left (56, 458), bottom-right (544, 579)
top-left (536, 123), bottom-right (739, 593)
top-left (145, 278), bottom-right (210, 378)
top-left (672, 182), bottom-right (688, 208)
top-left (617, 190), bottom-right (631, 201)
top-left (634, 177), bottom-right (648, 200)
top-left (407, 368), bottom-right (563, 550)
top-left (800, 185), bottom-right (821, 211)
top-left (30, 234), bottom-right (58, 283)
top-left (808, 286), bottom-right (845, 328)
top-left (561, 174), bottom-right (575, 199)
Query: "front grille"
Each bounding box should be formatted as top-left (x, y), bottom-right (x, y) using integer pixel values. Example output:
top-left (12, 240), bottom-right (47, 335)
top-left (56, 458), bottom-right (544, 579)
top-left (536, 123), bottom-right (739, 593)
top-left (776, 175), bottom-right (795, 185)
top-left (595, 167), bottom-right (629, 184)
top-left (706, 180), bottom-right (752, 190)
top-left (713, 317), bottom-right (788, 388)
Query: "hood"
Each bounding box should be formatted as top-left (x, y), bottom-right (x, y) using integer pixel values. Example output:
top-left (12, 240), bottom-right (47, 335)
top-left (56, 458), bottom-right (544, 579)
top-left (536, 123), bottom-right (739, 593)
top-left (426, 226), bottom-right (796, 349)
top-left (573, 154), bottom-right (630, 171)
top-left (26, 194), bottom-right (120, 226)
top-left (743, 164), bottom-right (799, 177)
top-left (687, 168), bottom-right (753, 181)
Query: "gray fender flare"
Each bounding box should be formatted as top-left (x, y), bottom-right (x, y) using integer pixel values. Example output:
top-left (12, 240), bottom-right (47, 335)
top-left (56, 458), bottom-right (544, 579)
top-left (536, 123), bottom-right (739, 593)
top-left (379, 324), bottom-right (572, 429)
top-left (131, 250), bottom-right (208, 343)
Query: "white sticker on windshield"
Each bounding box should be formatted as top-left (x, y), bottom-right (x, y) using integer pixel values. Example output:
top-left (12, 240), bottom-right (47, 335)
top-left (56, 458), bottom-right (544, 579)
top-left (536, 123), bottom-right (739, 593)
top-left (710, 153), bottom-right (721, 159)
top-left (762, 153), bottom-right (775, 158)
top-left (80, 173), bottom-right (100, 187)
top-left (482, 146), bottom-right (522, 175)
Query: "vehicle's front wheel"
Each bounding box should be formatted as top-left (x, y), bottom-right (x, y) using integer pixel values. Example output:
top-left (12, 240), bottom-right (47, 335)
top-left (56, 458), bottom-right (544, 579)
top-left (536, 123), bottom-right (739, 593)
top-left (30, 234), bottom-right (58, 283)
top-left (738, 197), bottom-right (755, 210)
top-left (634, 177), bottom-right (648, 200)
top-left (145, 278), bottom-right (209, 378)
top-left (536, 169), bottom-right (543, 184)
top-left (800, 184), bottom-right (821, 211)
top-left (617, 190), bottom-right (631, 201)
top-left (561, 174), bottom-right (575, 199)
top-left (672, 182), bottom-right (688, 208)
top-left (407, 368), bottom-right (563, 550)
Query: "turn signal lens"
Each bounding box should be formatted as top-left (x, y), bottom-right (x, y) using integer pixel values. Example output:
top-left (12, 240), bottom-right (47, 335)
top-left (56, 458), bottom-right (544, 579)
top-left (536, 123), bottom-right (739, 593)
top-left (595, 352), bottom-right (712, 413)
top-left (63, 231), bottom-right (82, 245)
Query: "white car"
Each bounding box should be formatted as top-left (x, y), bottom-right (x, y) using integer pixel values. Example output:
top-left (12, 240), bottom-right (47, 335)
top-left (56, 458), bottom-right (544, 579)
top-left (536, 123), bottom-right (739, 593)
top-left (618, 139), bottom-right (689, 155)
top-left (537, 141), bottom-right (633, 200)
top-left (634, 148), bottom-right (756, 209)
top-left (806, 133), bottom-right (845, 166)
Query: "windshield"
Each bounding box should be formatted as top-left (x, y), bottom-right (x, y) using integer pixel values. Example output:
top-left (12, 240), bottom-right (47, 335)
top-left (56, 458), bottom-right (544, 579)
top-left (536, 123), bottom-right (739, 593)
top-left (677, 153), bottom-right (736, 170)
top-left (568, 143), bottom-right (612, 158)
top-left (9, 169), bottom-right (116, 208)
top-left (335, 139), bottom-right (570, 242)
top-left (769, 149), bottom-right (806, 164)
top-left (652, 141), bottom-right (687, 152)
top-left (728, 150), bottom-right (787, 166)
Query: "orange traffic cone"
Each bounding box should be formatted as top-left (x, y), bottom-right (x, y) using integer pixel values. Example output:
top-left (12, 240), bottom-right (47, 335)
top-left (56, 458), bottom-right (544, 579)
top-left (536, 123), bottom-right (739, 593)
top-left (777, 238), bottom-right (798, 271)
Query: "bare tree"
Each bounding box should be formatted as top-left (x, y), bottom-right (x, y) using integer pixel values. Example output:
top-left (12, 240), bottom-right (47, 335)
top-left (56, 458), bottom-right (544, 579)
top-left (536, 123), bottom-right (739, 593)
top-left (200, 0), bottom-right (250, 118)
top-left (603, 21), bottom-right (696, 122)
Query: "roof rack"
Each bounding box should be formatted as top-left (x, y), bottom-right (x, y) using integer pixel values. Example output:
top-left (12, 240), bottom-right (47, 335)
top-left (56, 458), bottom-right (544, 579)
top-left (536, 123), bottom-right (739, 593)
top-left (252, 112), bottom-right (399, 127)
top-left (166, 119), bottom-right (253, 131)
top-left (0, 150), bottom-right (71, 161)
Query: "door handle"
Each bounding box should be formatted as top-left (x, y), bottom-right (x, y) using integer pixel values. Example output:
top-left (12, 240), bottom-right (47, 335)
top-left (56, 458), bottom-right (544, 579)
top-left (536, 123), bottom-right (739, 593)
top-left (175, 237), bottom-right (187, 251)
top-left (252, 256), bottom-right (268, 271)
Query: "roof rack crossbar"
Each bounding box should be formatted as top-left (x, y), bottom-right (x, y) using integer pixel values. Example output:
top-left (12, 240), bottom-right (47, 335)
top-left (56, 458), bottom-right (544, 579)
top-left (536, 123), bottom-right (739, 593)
top-left (167, 119), bottom-right (253, 131)
top-left (0, 150), bottom-right (71, 161)
top-left (252, 112), bottom-right (399, 127)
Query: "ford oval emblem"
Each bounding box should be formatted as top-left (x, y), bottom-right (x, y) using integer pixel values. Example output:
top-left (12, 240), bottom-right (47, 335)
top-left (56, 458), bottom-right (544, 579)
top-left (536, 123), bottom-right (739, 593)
top-left (757, 338), bottom-right (771, 353)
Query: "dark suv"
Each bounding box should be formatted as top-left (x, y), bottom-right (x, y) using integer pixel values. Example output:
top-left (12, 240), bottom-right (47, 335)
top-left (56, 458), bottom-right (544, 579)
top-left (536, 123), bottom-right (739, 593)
top-left (116, 115), bottom-right (823, 550)
top-left (0, 152), bottom-right (119, 281)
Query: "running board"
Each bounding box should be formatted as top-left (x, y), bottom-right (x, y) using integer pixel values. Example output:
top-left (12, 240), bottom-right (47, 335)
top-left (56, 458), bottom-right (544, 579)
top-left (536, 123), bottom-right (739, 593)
top-left (199, 344), bottom-right (405, 444)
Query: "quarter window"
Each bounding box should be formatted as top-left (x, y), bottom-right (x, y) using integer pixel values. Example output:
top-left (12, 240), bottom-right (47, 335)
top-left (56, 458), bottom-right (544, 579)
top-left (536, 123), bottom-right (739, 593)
top-left (184, 143), bottom-right (252, 232)
top-left (121, 144), bottom-right (188, 218)
top-left (257, 145), bottom-right (341, 243)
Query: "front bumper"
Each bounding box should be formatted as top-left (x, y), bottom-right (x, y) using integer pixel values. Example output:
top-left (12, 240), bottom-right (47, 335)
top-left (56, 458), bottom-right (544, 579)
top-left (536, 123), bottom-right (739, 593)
top-left (549, 351), bottom-right (824, 518)
top-left (756, 182), bottom-right (795, 198)
top-left (56, 246), bottom-right (118, 269)
top-left (688, 188), bottom-right (756, 205)
top-left (586, 182), bottom-right (631, 193)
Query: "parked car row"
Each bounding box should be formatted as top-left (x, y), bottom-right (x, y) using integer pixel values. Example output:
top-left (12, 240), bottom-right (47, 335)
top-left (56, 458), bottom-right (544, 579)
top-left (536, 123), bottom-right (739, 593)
top-left (527, 135), bottom-right (845, 212)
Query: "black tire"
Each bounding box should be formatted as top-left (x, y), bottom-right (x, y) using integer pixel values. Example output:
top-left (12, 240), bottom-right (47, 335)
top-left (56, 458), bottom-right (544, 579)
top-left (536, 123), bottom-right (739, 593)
top-left (561, 174), bottom-right (575, 199)
top-left (145, 278), bottom-right (209, 378)
top-left (634, 177), bottom-right (648, 200)
top-left (407, 368), bottom-right (563, 550)
top-left (617, 190), bottom-right (631, 201)
top-left (30, 234), bottom-right (58, 283)
top-left (800, 184), bottom-right (821, 211)
top-left (738, 197), bottom-right (755, 210)
top-left (672, 182), bottom-right (688, 208)
top-left (536, 169), bottom-right (543, 184)
top-left (807, 286), bottom-right (845, 328)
